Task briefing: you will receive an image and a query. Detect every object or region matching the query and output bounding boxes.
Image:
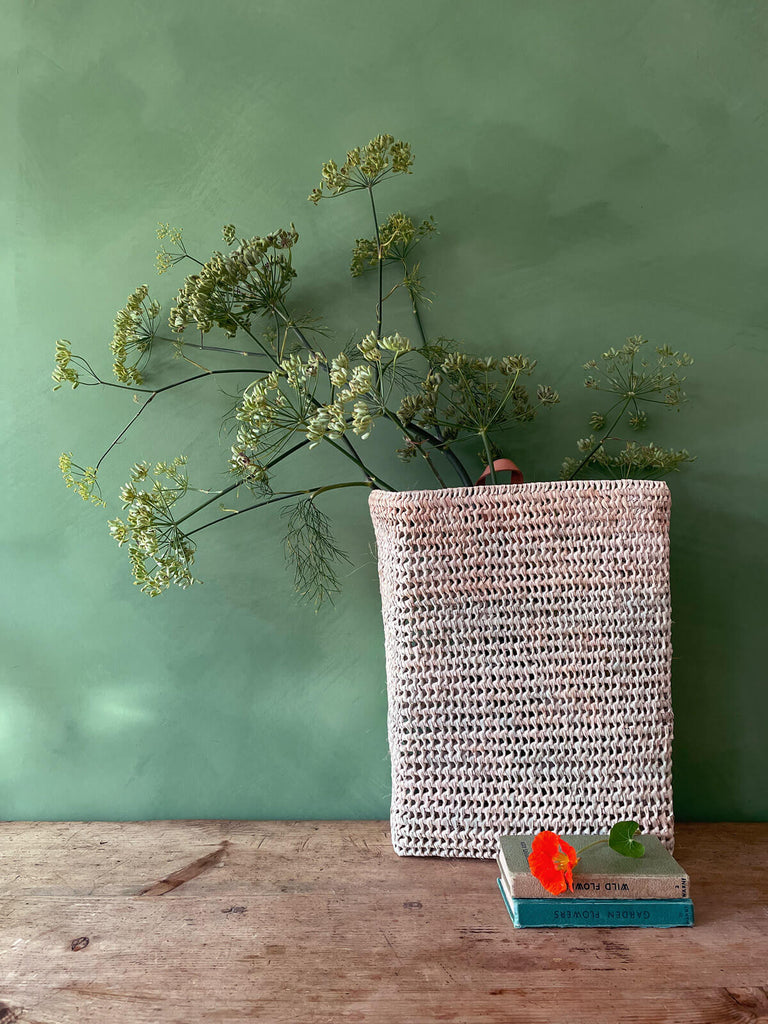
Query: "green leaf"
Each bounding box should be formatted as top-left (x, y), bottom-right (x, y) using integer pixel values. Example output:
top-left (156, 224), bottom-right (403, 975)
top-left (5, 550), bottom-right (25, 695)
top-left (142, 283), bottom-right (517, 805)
top-left (608, 820), bottom-right (645, 858)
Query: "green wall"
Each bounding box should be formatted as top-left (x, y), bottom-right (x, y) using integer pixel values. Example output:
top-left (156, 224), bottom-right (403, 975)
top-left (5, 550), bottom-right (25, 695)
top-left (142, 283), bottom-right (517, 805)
top-left (4, 0), bottom-right (767, 822)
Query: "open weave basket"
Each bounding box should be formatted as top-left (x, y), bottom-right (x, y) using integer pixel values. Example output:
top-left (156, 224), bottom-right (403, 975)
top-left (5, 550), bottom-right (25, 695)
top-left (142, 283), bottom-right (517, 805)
top-left (369, 479), bottom-right (674, 859)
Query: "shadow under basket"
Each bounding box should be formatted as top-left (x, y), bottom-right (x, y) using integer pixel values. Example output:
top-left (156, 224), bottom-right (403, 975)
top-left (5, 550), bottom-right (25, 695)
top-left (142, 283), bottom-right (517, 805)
top-left (369, 479), bottom-right (674, 859)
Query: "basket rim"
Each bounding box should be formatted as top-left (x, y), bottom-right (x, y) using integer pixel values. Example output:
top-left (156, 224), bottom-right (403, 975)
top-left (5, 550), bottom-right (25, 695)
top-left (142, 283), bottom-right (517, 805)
top-left (369, 477), bottom-right (671, 506)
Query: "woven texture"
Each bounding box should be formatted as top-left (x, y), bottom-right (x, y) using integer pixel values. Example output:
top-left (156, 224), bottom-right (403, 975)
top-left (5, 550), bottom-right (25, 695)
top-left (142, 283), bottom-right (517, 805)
top-left (369, 480), bottom-right (674, 859)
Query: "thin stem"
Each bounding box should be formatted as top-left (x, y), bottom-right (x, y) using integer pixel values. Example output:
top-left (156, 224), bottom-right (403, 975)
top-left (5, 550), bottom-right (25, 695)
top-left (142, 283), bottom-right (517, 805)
top-left (175, 482), bottom-right (243, 526)
top-left (186, 490), bottom-right (304, 536)
top-left (412, 302), bottom-right (428, 348)
top-left (224, 312), bottom-right (281, 366)
top-left (479, 430), bottom-right (497, 483)
top-left (90, 369), bottom-right (271, 473)
top-left (383, 410), bottom-right (446, 488)
top-left (186, 480), bottom-right (372, 537)
top-left (568, 399), bottom-right (631, 479)
top-left (310, 480), bottom-right (374, 498)
top-left (154, 368), bottom-right (267, 395)
top-left (421, 450), bottom-right (447, 488)
top-left (96, 394), bottom-right (156, 471)
top-left (164, 334), bottom-right (269, 360)
top-left (325, 439), bottom-right (395, 491)
top-left (574, 838), bottom-right (609, 857)
top-left (405, 422), bottom-right (473, 486)
top-left (368, 185), bottom-right (383, 339)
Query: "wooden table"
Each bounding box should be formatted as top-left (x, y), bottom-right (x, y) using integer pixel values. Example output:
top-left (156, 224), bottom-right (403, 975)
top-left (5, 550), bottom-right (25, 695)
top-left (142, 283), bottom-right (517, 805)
top-left (0, 821), bottom-right (765, 1023)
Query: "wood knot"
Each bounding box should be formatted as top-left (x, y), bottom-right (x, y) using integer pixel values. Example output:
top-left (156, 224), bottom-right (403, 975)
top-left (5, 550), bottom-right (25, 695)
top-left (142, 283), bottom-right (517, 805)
top-left (70, 936), bottom-right (90, 951)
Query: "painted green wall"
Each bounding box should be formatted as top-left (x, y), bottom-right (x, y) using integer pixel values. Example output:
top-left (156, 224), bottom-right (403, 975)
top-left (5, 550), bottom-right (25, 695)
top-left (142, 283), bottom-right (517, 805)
top-left (4, 0), bottom-right (767, 822)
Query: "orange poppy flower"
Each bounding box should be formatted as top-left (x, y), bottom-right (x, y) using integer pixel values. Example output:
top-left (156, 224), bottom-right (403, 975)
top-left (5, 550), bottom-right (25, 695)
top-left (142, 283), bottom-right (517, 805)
top-left (527, 831), bottom-right (579, 895)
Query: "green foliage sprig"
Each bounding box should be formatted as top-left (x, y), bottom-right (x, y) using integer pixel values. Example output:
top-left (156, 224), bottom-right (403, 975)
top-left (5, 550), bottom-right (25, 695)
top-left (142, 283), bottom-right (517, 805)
top-left (53, 133), bottom-right (694, 605)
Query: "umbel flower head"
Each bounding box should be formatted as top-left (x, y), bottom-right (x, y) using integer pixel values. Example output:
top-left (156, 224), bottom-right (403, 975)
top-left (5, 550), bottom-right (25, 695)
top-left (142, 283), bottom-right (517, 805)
top-left (58, 452), bottom-right (106, 508)
top-left (309, 134), bottom-right (414, 203)
top-left (562, 336), bottom-right (695, 479)
top-left (108, 457), bottom-right (198, 597)
top-left (527, 831), bottom-right (579, 895)
top-left (350, 211), bottom-right (436, 278)
top-left (52, 340), bottom-right (80, 390)
top-left (168, 226), bottom-right (299, 337)
top-left (111, 285), bottom-right (160, 386)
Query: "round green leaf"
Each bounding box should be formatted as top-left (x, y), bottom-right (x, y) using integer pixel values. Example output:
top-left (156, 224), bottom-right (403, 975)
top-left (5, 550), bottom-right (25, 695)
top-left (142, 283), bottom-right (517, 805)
top-left (608, 820), bottom-right (645, 858)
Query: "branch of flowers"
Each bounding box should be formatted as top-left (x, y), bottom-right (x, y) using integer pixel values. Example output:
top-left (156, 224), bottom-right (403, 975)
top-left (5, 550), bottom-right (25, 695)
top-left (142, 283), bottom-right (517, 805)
top-left (174, 439), bottom-right (311, 527)
top-left (226, 307), bottom-right (388, 489)
top-left (567, 400), bottom-right (631, 479)
top-left (185, 480), bottom-right (373, 538)
top-left (87, 368), bottom-right (274, 473)
top-left (273, 305), bottom-right (384, 487)
top-left (403, 305), bottom-right (460, 465)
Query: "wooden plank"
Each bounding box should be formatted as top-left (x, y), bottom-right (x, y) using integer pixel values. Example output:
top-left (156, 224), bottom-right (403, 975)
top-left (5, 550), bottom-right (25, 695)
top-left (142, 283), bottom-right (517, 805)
top-left (0, 822), bottom-right (766, 1024)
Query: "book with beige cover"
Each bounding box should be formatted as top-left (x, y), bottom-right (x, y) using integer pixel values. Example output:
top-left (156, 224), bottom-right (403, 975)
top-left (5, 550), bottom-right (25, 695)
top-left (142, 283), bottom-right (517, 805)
top-left (498, 833), bottom-right (690, 900)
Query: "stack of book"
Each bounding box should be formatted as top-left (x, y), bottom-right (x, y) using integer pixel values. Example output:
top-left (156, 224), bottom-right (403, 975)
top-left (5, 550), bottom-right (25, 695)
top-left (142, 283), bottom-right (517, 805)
top-left (497, 833), bottom-right (693, 928)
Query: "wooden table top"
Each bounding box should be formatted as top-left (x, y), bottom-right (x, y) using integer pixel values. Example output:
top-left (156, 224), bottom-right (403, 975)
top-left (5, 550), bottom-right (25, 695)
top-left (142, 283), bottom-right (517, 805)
top-left (0, 821), bottom-right (765, 1023)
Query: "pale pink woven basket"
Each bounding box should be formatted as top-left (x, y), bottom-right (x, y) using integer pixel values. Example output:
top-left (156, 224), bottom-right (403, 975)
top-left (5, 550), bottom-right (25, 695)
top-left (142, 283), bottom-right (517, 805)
top-left (369, 479), bottom-right (674, 859)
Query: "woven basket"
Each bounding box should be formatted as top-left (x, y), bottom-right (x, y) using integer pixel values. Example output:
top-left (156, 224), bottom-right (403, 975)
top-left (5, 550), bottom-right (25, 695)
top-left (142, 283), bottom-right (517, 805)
top-left (369, 479), bottom-right (674, 859)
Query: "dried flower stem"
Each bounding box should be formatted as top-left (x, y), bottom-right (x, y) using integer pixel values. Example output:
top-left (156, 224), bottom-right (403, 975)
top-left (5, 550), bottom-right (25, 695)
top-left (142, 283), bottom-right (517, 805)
top-left (368, 186), bottom-right (384, 340)
top-left (186, 480), bottom-right (372, 537)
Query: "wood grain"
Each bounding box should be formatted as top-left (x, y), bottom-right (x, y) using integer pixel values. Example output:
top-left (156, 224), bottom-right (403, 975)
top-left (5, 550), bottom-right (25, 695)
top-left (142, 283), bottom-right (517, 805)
top-left (0, 822), bottom-right (766, 1023)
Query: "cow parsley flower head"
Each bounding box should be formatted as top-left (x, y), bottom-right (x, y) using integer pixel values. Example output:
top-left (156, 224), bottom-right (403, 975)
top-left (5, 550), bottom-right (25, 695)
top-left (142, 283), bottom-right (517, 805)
top-left (156, 224), bottom-right (185, 274)
top-left (350, 212), bottom-right (436, 277)
top-left (111, 285), bottom-right (160, 385)
top-left (52, 340), bottom-right (80, 390)
top-left (378, 332), bottom-right (411, 356)
top-left (309, 134), bottom-right (414, 203)
top-left (168, 226), bottom-right (299, 337)
top-left (109, 456), bottom-right (198, 596)
top-left (59, 452), bottom-right (106, 507)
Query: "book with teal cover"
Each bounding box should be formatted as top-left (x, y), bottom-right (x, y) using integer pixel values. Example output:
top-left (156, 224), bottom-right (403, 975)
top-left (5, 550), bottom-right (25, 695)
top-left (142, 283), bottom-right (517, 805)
top-left (498, 832), bottom-right (689, 899)
top-left (497, 878), bottom-right (694, 929)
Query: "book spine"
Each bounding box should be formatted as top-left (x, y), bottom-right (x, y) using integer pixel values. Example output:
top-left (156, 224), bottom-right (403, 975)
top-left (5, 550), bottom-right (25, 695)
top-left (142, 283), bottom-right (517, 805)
top-left (507, 872), bottom-right (689, 900)
top-left (497, 885), bottom-right (694, 929)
